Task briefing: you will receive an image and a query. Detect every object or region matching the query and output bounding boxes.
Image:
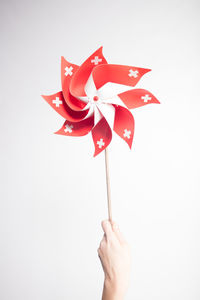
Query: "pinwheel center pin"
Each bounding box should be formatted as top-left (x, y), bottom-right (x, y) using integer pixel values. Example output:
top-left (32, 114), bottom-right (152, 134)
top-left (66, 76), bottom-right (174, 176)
top-left (89, 95), bottom-right (101, 104)
top-left (93, 96), bottom-right (99, 101)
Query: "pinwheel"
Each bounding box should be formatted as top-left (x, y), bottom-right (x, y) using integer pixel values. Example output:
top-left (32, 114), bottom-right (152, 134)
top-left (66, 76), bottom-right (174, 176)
top-left (42, 46), bottom-right (160, 220)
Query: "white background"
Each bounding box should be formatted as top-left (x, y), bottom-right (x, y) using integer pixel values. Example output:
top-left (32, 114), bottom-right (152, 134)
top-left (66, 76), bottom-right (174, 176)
top-left (0, 0), bottom-right (200, 299)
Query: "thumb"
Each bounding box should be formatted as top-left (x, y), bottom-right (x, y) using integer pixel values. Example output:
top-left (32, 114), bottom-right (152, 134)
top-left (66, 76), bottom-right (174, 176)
top-left (101, 220), bottom-right (114, 239)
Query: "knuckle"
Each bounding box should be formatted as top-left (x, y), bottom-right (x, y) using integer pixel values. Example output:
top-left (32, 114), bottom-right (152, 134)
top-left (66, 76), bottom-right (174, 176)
top-left (100, 240), bottom-right (105, 248)
top-left (101, 220), bottom-right (108, 227)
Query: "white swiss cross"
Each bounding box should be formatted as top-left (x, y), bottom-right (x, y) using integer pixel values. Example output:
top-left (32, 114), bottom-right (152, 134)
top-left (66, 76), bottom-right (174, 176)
top-left (97, 138), bottom-right (105, 148)
top-left (141, 94), bottom-right (152, 103)
top-left (52, 97), bottom-right (63, 107)
top-left (123, 129), bottom-right (131, 139)
top-left (64, 124), bottom-right (74, 133)
top-left (91, 56), bottom-right (102, 65)
top-left (128, 69), bottom-right (139, 78)
top-left (65, 66), bottom-right (73, 76)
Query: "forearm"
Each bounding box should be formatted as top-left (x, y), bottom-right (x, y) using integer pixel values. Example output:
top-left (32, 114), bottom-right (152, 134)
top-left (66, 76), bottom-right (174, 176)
top-left (102, 279), bottom-right (127, 300)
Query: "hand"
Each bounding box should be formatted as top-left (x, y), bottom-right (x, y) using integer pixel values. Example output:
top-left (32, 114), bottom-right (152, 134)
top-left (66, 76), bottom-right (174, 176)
top-left (98, 220), bottom-right (132, 300)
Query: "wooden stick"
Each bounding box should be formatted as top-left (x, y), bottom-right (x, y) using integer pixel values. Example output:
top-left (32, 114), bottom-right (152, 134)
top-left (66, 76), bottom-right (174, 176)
top-left (105, 147), bottom-right (112, 222)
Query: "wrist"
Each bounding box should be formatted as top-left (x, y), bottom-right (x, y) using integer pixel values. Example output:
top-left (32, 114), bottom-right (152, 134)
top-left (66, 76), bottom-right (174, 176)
top-left (103, 277), bottom-right (128, 300)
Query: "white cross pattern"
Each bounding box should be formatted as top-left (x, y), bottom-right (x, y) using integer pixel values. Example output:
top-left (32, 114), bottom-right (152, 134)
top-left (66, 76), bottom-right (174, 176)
top-left (128, 69), bottom-right (139, 78)
top-left (141, 94), bottom-right (152, 103)
top-left (52, 97), bottom-right (63, 107)
top-left (64, 124), bottom-right (74, 133)
top-left (97, 138), bottom-right (105, 148)
top-left (123, 129), bottom-right (131, 139)
top-left (91, 56), bottom-right (102, 65)
top-left (65, 66), bottom-right (73, 76)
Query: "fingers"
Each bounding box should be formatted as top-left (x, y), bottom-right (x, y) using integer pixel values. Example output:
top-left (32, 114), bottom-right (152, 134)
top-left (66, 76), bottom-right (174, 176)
top-left (97, 247), bottom-right (105, 272)
top-left (111, 220), bottom-right (127, 244)
top-left (101, 220), bottom-right (114, 240)
top-left (97, 235), bottom-right (105, 258)
top-left (101, 219), bottom-right (126, 245)
top-left (100, 234), bottom-right (106, 248)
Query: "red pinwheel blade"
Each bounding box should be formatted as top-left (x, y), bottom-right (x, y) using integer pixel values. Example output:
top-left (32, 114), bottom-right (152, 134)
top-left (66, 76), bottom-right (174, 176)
top-left (113, 105), bottom-right (134, 148)
top-left (92, 117), bottom-right (112, 157)
top-left (61, 56), bottom-right (79, 91)
top-left (118, 89), bottom-right (160, 109)
top-left (55, 116), bottom-right (94, 136)
top-left (92, 64), bottom-right (151, 90)
top-left (61, 57), bottom-right (87, 111)
top-left (70, 46), bottom-right (108, 98)
top-left (42, 91), bottom-right (89, 122)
